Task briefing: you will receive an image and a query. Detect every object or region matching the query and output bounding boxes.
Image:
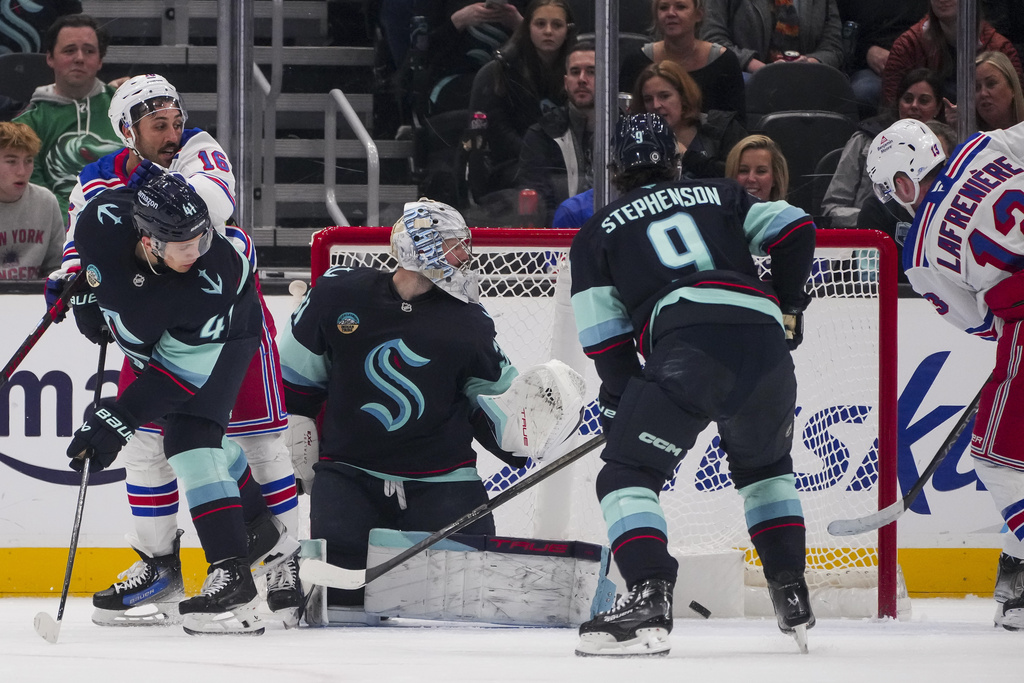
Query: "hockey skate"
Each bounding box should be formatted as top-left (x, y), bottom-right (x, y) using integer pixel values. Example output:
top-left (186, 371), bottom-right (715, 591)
top-left (993, 553), bottom-right (1024, 629)
top-left (91, 530), bottom-right (185, 626)
top-left (180, 558), bottom-right (264, 635)
top-left (768, 575), bottom-right (815, 654)
top-left (247, 513), bottom-right (300, 577)
top-left (575, 578), bottom-right (673, 657)
top-left (266, 552), bottom-right (303, 628)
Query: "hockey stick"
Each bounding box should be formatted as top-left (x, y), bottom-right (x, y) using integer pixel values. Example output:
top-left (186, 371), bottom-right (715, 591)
top-left (1, 271), bottom-right (83, 391)
top-left (828, 379), bottom-right (986, 537)
top-left (34, 338), bottom-right (107, 644)
top-left (299, 433), bottom-right (607, 591)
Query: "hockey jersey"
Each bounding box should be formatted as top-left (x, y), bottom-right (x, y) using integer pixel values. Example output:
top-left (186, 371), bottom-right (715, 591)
top-left (278, 267), bottom-right (518, 479)
top-left (73, 187), bottom-right (262, 425)
top-left (570, 177), bottom-right (815, 400)
top-left (903, 124), bottom-right (1024, 341)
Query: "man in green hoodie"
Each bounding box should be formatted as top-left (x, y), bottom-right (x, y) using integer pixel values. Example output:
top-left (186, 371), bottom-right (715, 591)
top-left (14, 13), bottom-right (121, 219)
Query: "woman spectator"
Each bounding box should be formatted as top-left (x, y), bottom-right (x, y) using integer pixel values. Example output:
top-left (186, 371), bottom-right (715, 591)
top-left (724, 134), bottom-right (789, 200)
top-left (619, 0), bottom-right (746, 121)
top-left (701, 0), bottom-right (845, 76)
top-left (632, 59), bottom-right (748, 178)
top-left (822, 68), bottom-right (944, 227)
top-left (880, 0), bottom-right (1023, 107)
top-left (975, 50), bottom-right (1024, 130)
top-left (468, 0), bottom-right (576, 197)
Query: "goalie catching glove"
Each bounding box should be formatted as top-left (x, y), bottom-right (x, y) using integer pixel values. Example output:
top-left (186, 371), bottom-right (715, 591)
top-left (478, 359), bottom-right (586, 462)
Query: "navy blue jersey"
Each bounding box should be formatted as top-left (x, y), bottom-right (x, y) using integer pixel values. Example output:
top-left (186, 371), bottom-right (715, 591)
top-left (278, 267), bottom-right (517, 479)
top-left (73, 187), bottom-right (262, 424)
top-left (570, 178), bottom-right (815, 400)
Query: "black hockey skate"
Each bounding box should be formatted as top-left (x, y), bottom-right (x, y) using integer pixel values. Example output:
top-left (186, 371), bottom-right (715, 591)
top-left (575, 578), bottom-right (673, 657)
top-left (993, 553), bottom-right (1024, 630)
top-left (92, 530), bottom-right (185, 626)
top-left (768, 575), bottom-right (815, 653)
top-left (266, 551), bottom-right (303, 628)
top-left (247, 513), bottom-right (300, 578)
top-left (180, 559), bottom-right (264, 635)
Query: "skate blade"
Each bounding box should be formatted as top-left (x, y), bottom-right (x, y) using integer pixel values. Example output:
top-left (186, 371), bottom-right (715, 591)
top-left (182, 602), bottom-right (264, 636)
top-left (92, 601), bottom-right (182, 627)
top-left (791, 623), bottom-right (809, 654)
top-left (575, 628), bottom-right (671, 657)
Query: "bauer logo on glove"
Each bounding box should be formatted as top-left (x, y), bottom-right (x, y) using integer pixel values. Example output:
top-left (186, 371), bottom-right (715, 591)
top-left (67, 399), bottom-right (138, 472)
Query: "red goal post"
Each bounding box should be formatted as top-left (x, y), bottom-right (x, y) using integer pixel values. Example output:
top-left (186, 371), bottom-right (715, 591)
top-left (310, 226), bottom-right (901, 619)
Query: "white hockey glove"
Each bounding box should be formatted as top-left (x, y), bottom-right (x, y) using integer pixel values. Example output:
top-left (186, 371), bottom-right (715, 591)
top-left (285, 414), bottom-right (319, 493)
top-left (479, 359), bottom-right (586, 462)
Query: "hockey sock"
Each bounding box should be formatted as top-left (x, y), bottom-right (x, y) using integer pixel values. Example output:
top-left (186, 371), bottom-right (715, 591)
top-left (223, 437), bottom-right (272, 526)
top-left (596, 462), bottom-right (677, 588)
top-left (123, 431), bottom-right (180, 557)
top-left (739, 474), bottom-right (806, 582)
top-left (233, 433), bottom-right (300, 535)
top-left (168, 445), bottom-right (248, 563)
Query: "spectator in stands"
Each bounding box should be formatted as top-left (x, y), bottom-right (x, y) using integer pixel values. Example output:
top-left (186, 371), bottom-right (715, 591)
top-left (701, 0), bottom-right (845, 76)
top-left (880, 0), bottom-right (1023, 108)
top-left (468, 0), bottom-right (576, 197)
top-left (13, 14), bottom-right (121, 218)
top-left (724, 133), bottom-right (789, 200)
top-left (822, 68), bottom-right (944, 228)
top-left (855, 119), bottom-right (957, 283)
top-left (836, 0), bottom-right (928, 119)
top-left (0, 0), bottom-right (81, 55)
top-left (0, 122), bottom-right (64, 280)
top-left (619, 0), bottom-right (746, 122)
top-left (632, 59), bottom-right (747, 178)
top-left (975, 50), bottom-right (1024, 130)
top-left (517, 41), bottom-right (595, 227)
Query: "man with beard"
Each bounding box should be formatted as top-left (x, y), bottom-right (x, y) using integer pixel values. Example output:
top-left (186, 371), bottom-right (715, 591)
top-left (516, 41), bottom-right (596, 227)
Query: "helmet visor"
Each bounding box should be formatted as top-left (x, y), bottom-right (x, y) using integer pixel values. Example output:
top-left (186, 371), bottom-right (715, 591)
top-left (149, 223), bottom-right (214, 261)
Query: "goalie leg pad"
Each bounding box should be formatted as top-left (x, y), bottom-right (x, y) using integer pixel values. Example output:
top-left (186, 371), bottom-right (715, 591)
top-left (363, 529), bottom-right (614, 626)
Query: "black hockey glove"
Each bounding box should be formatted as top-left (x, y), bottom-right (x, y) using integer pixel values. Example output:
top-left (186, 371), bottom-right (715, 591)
top-left (783, 311), bottom-right (804, 351)
top-left (127, 158), bottom-right (166, 189)
top-left (67, 399), bottom-right (138, 472)
top-left (71, 291), bottom-right (112, 345)
top-left (598, 387), bottom-right (620, 436)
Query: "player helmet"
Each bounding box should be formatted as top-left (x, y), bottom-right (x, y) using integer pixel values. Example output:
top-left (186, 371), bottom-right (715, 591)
top-left (108, 74), bottom-right (188, 152)
top-left (611, 113), bottom-right (677, 173)
top-left (866, 119), bottom-right (946, 212)
top-left (390, 197), bottom-right (479, 303)
top-left (133, 174), bottom-right (214, 260)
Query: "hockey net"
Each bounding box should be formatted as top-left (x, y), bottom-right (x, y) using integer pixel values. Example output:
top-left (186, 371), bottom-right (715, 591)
top-left (310, 227), bottom-right (903, 620)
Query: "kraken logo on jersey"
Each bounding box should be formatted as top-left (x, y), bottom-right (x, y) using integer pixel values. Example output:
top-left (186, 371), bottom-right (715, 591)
top-left (361, 339), bottom-right (430, 431)
top-left (337, 312), bottom-right (360, 334)
top-left (86, 265), bottom-right (102, 288)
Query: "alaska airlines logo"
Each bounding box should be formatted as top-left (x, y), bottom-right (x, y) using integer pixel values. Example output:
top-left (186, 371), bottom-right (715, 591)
top-left (360, 340), bottom-right (429, 432)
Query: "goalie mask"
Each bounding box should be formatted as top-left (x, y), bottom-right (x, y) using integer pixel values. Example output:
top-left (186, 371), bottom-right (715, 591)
top-left (866, 119), bottom-right (946, 212)
top-left (109, 74), bottom-right (188, 154)
top-left (391, 198), bottom-right (479, 303)
top-left (133, 174), bottom-right (214, 260)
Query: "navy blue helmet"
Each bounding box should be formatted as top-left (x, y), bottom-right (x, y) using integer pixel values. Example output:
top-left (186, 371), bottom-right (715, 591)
top-left (133, 174), bottom-right (214, 258)
top-left (611, 113), bottom-right (677, 172)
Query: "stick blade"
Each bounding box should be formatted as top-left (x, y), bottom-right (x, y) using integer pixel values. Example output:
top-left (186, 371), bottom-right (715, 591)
top-left (827, 501), bottom-right (905, 536)
top-left (33, 612), bottom-right (60, 644)
top-left (299, 559), bottom-right (367, 590)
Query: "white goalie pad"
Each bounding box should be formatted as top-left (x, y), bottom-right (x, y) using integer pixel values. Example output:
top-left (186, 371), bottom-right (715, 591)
top-left (363, 529), bottom-right (615, 626)
top-left (478, 359), bottom-right (586, 461)
top-left (285, 414), bottom-right (318, 493)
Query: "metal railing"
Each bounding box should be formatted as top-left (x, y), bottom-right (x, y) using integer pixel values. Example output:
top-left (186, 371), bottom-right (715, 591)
top-left (325, 89), bottom-right (380, 227)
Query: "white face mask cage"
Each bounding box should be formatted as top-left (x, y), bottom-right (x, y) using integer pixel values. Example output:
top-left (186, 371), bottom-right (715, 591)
top-left (391, 199), bottom-right (479, 303)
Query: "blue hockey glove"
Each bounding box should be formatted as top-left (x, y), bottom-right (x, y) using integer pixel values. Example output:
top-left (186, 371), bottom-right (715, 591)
top-left (70, 291), bottom-right (112, 345)
top-left (127, 158), bottom-right (166, 189)
top-left (67, 399), bottom-right (138, 472)
top-left (43, 268), bottom-right (79, 322)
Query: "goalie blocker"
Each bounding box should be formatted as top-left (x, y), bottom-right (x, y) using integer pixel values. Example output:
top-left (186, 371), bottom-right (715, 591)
top-left (346, 529), bottom-right (614, 627)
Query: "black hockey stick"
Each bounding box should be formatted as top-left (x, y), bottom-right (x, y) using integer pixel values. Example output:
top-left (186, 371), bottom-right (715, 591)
top-left (34, 338), bottom-right (107, 644)
top-left (1, 271), bottom-right (83, 391)
top-left (299, 433), bottom-right (607, 591)
top-left (828, 378), bottom-right (986, 536)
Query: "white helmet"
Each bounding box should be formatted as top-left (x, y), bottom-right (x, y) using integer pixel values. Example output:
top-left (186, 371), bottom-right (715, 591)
top-left (391, 198), bottom-right (478, 303)
top-left (108, 74), bottom-right (188, 152)
top-left (866, 119), bottom-right (946, 212)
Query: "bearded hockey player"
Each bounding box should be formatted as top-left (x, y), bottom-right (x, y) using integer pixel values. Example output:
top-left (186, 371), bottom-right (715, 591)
top-left (569, 114), bottom-right (817, 656)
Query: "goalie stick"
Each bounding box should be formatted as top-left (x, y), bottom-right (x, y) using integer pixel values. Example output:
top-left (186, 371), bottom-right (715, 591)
top-left (828, 379), bottom-right (985, 537)
top-left (300, 433), bottom-right (606, 591)
top-left (1, 271), bottom-right (83, 391)
top-left (34, 338), bottom-right (107, 644)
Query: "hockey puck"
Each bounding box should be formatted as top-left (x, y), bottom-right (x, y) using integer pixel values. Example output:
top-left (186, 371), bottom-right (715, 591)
top-left (688, 600), bottom-right (711, 619)
top-left (289, 280), bottom-right (309, 297)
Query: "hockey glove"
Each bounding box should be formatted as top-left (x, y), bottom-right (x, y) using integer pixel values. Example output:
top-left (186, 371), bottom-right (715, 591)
top-left (67, 398), bottom-right (138, 472)
top-left (598, 387), bottom-right (619, 436)
top-left (71, 291), bottom-right (112, 345)
top-left (783, 312), bottom-right (804, 350)
top-left (986, 271), bottom-right (1024, 322)
top-left (127, 158), bottom-right (166, 189)
top-left (43, 267), bottom-right (80, 323)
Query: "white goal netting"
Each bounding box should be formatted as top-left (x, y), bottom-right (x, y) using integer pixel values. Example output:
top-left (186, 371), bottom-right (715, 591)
top-left (311, 227), bottom-right (904, 619)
